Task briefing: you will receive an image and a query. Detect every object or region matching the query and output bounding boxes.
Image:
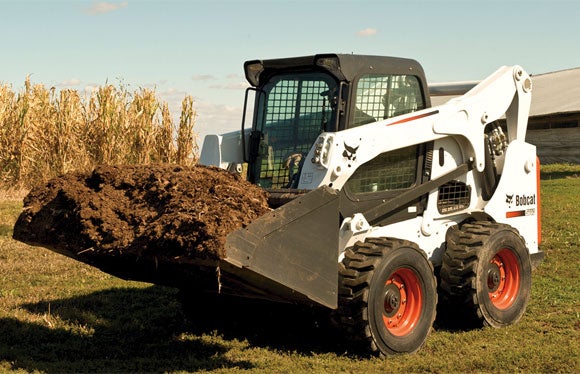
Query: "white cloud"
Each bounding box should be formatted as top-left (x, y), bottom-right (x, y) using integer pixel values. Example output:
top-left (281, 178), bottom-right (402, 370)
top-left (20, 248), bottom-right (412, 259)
top-left (161, 87), bottom-right (186, 96)
top-left (194, 100), bottom-right (243, 141)
top-left (209, 81), bottom-right (250, 90)
top-left (357, 28), bottom-right (378, 37)
top-left (191, 74), bottom-right (215, 81)
top-left (83, 84), bottom-right (100, 93)
top-left (58, 78), bottom-right (81, 87)
top-left (85, 1), bottom-right (128, 15)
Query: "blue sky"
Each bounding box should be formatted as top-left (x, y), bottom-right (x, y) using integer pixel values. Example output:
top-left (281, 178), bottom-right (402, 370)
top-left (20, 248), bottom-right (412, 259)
top-left (1, 0), bottom-right (579, 141)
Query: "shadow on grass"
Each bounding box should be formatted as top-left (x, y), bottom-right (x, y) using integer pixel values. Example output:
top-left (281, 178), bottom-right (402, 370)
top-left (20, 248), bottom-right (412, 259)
top-left (1, 286), bottom-right (250, 372)
top-left (178, 291), bottom-right (346, 355)
top-left (540, 170), bottom-right (580, 180)
top-left (1, 286), bottom-right (347, 372)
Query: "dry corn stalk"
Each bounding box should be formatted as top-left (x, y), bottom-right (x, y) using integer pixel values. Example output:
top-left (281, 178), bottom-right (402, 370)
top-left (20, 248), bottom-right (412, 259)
top-left (176, 95), bottom-right (197, 166)
top-left (0, 78), bottom-right (198, 189)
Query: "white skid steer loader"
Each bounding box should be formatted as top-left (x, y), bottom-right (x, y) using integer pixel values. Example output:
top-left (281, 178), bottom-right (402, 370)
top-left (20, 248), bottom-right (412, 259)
top-left (198, 54), bottom-right (542, 355)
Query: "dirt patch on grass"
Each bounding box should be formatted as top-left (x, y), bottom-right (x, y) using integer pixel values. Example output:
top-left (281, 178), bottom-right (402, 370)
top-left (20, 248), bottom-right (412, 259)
top-left (13, 164), bottom-right (270, 265)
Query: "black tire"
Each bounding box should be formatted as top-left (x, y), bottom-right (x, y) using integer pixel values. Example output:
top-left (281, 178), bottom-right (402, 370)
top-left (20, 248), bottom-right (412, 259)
top-left (440, 221), bottom-right (532, 328)
top-left (338, 238), bottom-right (437, 355)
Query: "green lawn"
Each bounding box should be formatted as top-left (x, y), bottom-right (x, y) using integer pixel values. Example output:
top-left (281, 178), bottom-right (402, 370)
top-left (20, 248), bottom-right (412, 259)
top-left (0, 170), bottom-right (578, 373)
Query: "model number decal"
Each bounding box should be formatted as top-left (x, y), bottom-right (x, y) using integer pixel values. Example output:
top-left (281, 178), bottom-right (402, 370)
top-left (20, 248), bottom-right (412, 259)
top-left (506, 208), bottom-right (536, 218)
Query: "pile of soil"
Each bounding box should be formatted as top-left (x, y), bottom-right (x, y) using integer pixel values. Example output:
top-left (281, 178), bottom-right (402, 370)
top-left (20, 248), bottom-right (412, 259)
top-left (13, 164), bottom-right (270, 267)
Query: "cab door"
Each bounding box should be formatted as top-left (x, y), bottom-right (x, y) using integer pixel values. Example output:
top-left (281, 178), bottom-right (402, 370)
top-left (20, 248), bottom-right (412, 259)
top-left (248, 72), bottom-right (338, 189)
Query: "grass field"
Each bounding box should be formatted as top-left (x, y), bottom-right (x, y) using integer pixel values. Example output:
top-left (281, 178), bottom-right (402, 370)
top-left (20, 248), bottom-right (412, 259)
top-left (0, 167), bottom-right (578, 373)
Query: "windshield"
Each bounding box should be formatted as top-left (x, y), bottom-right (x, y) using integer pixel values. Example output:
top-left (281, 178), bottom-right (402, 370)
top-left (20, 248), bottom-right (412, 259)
top-left (249, 72), bottom-right (338, 189)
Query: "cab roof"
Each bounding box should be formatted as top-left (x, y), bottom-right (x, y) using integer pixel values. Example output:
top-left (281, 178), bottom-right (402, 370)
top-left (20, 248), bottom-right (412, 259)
top-left (244, 53), bottom-right (426, 87)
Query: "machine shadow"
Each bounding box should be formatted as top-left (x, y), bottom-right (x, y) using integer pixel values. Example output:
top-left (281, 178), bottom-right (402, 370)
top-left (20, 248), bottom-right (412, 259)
top-left (4, 286), bottom-right (251, 373)
top-left (178, 292), bottom-right (349, 355)
top-left (5, 286), bottom-right (350, 372)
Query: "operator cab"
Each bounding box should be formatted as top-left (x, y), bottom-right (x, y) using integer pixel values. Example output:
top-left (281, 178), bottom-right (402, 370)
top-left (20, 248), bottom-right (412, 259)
top-left (243, 54), bottom-right (430, 185)
top-left (242, 54), bottom-right (431, 223)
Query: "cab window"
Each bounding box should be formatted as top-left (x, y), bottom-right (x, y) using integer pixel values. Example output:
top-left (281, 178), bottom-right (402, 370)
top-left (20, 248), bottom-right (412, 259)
top-left (352, 74), bottom-right (424, 127)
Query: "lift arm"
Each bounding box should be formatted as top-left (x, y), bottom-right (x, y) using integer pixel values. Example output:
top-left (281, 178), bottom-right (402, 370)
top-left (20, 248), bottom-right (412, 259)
top-left (298, 65), bottom-right (532, 190)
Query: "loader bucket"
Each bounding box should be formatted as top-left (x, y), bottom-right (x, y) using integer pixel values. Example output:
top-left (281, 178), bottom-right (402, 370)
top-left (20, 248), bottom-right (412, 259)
top-left (221, 186), bottom-right (340, 308)
top-left (13, 164), bottom-right (340, 309)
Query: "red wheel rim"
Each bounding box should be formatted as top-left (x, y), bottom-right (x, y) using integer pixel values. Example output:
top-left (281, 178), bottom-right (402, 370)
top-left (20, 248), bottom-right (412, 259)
top-left (382, 268), bottom-right (423, 336)
top-left (487, 248), bottom-right (521, 309)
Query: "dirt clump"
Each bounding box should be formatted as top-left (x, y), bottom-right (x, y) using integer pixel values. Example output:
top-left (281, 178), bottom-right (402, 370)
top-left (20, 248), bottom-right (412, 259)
top-left (13, 164), bottom-right (270, 266)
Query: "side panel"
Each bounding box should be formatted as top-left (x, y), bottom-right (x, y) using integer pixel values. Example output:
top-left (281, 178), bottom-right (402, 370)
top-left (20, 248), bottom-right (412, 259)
top-left (484, 140), bottom-right (540, 253)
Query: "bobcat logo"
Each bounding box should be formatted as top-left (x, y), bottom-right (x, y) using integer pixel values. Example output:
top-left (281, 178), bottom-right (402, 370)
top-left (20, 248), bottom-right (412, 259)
top-left (506, 194), bottom-right (514, 205)
top-left (343, 143), bottom-right (359, 161)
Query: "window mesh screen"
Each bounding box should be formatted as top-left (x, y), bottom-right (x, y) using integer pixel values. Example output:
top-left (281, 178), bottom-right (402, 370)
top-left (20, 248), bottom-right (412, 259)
top-left (437, 180), bottom-right (471, 214)
top-left (353, 75), bottom-right (423, 127)
top-left (255, 77), bottom-right (333, 189)
top-left (346, 145), bottom-right (418, 193)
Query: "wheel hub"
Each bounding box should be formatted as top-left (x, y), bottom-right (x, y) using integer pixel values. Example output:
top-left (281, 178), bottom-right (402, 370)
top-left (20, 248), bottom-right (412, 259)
top-left (487, 263), bottom-right (502, 292)
top-left (384, 283), bottom-right (401, 317)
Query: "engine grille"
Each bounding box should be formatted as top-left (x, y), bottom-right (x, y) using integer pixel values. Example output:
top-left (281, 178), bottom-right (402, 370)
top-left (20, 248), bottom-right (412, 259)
top-left (437, 180), bottom-right (471, 214)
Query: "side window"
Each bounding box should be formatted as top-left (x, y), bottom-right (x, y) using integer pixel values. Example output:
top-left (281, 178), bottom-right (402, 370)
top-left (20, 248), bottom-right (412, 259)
top-left (352, 74), bottom-right (424, 127)
top-left (346, 145), bottom-right (418, 194)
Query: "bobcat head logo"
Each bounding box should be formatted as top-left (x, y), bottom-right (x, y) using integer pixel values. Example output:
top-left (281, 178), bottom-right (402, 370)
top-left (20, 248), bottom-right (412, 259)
top-left (506, 194), bottom-right (514, 205)
top-left (343, 143), bottom-right (359, 161)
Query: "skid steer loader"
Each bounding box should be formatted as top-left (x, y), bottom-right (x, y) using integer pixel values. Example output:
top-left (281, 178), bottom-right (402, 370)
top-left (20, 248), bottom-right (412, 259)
top-left (196, 54), bottom-right (542, 355)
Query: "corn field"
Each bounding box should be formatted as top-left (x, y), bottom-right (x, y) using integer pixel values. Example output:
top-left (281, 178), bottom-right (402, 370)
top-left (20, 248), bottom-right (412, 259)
top-left (0, 77), bottom-right (198, 189)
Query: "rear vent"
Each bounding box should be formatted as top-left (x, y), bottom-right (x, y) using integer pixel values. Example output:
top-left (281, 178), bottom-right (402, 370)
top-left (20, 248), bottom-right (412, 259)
top-left (437, 180), bottom-right (471, 214)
